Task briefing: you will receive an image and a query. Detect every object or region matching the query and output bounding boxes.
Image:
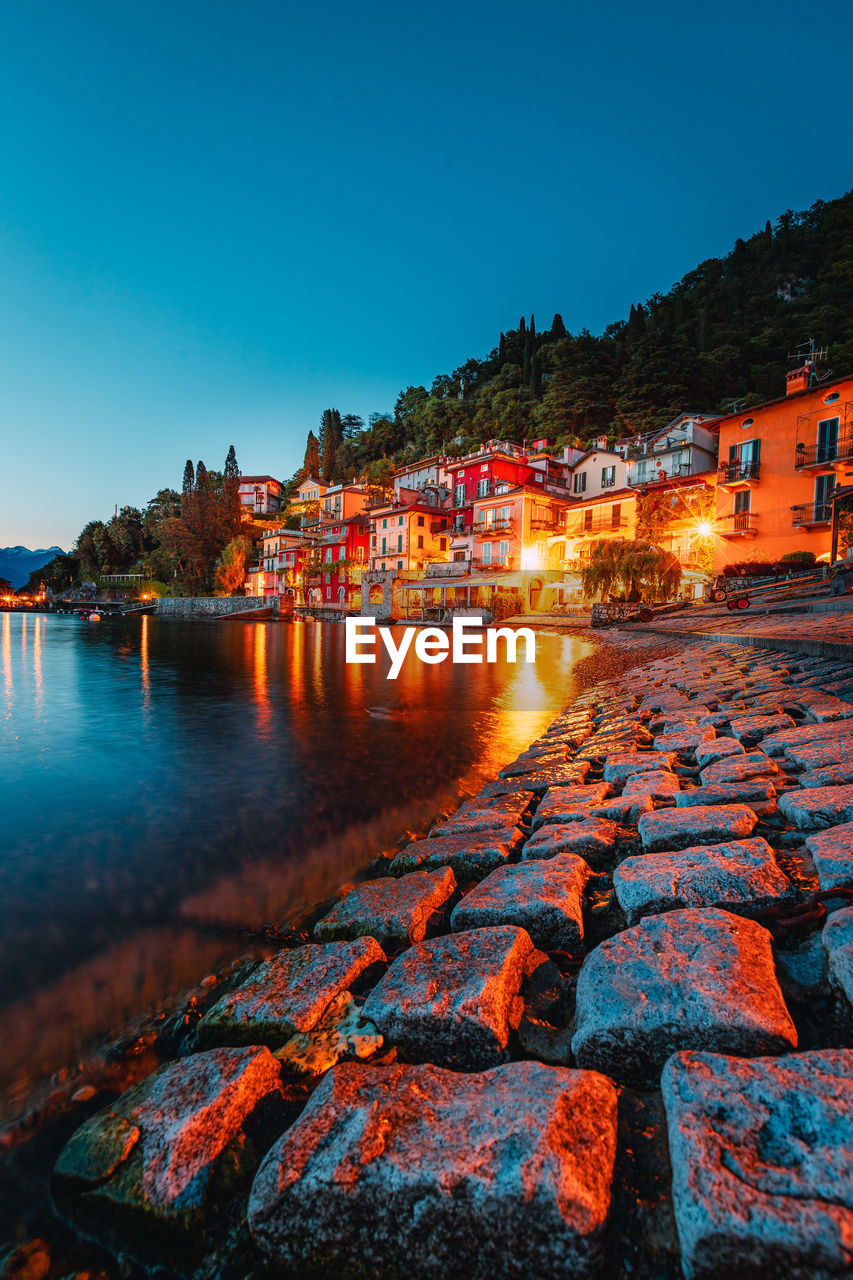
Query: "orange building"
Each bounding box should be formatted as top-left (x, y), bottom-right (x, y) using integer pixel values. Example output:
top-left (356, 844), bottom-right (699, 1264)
top-left (710, 369), bottom-right (853, 570)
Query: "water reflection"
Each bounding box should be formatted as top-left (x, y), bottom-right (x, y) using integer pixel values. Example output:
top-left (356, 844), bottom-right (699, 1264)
top-left (0, 614), bottom-right (597, 1114)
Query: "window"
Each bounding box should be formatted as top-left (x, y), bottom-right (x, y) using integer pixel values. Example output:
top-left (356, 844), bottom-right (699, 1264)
top-left (398, 516), bottom-right (404, 526)
top-left (817, 417), bottom-right (840, 463)
top-left (439, 537), bottom-right (447, 551)
top-left (417, 535), bottom-right (424, 549)
top-left (382, 518), bottom-right (387, 529)
top-left (483, 509), bottom-right (494, 529)
top-left (734, 490), bottom-right (751, 514)
top-left (417, 515), bottom-right (424, 527)
top-left (482, 543), bottom-right (492, 564)
top-left (494, 482), bottom-right (510, 495)
top-left (499, 540), bottom-right (509, 562)
top-left (583, 509), bottom-right (593, 531)
top-left (825, 392), bottom-right (840, 405)
top-left (611, 503), bottom-right (621, 529)
top-left (325, 547), bottom-right (333, 562)
top-left (601, 465), bottom-right (616, 488)
top-left (815, 473), bottom-right (835, 518)
top-left (574, 472), bottom-right (587, 494)
top-left (397, 560), bottom-right (403, 569)
top-left (477, 478), bottom-right (490, 498)
top-left (326, 587), bottom-right (331, 600)
top-left (500, 505), bottom-right (511, 522)
top-left (454, 483), bottom-right (466, 507)
top-left (453, 550), bottom-right (466, 562)
top-left (381, 537), bottom-right (386, 553)
top-left (381, 561), bottom-right (386, 570)
top-left (397, 535), bottom-right (403, 551)
top-left (728, 438), bottom-right (760, 478)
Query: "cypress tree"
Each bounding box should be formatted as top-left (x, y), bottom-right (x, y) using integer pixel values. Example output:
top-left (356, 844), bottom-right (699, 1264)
top-left (303, 430), bottom-right (321, 478)
top-left (551, 313), bottom-right (567, 340)
top-left (223, 445), bottom-right (242, 534)
top-left (182, 460), bottom-right (195, 493)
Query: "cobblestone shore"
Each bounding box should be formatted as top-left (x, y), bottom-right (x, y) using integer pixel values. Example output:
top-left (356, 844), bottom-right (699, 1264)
top-left (31, 639), bottom-right (853, 1279)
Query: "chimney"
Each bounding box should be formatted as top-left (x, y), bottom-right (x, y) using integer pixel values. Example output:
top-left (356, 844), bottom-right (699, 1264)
top-left (787, 366), bottom-right (810, 396)
top-left (596, 435), bottom-right (608, 450)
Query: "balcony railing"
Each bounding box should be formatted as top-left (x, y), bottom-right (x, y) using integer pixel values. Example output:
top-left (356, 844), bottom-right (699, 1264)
top-left (530, 515), bottom-right (559, 531)
top-left (718, 460), bottom-right (761, 485)
top-left (472, 517), bottom-right (512, 533)
top-left (794, 435), bottom-right (853, 469)
top-left (719, 512), bottom-right (758, 535)
top-left (565, 514), bottom-right (627, 535)
top-left (791, 501), bottom-right (832, 527)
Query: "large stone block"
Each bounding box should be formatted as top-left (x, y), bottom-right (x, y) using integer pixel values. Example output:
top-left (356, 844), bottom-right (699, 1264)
top-left (761, 721), bottom-right (853, 758)
top-left (694, 738), bottom-right (745, 768)
top-left (314, 868), bottom-right (456, 949)
top-left (55, 1047), bottom-right (284, 1232)
top-left (674, 779), bottom-right (776, 808)
top-left (623, 770), bottom-right (681, 801)
top-left (450, 855), bottom-right (592, 950)
top-left (603, 751), bottom-right (677, 785)
top-left (197, 938), bottom-right (386, 1048)
top-left (363, 926), bottom-right (534, 1069)
top-left (430, 792), bottom-right (534, 836)
top-left (389, 830), bottom-right (524, 880)
top-left (248, 1060), bottom-right (618, 1280)
top-left (785, 739), bottom-right (853, 770)
top-left (521, 818), bottom-right (617, 870)
top-left (638, 804), bottom-right (757, 852)
top-left (699, 751), bottom-right (778, 786)
top-left (805, 824), bottom-right (853, 891)
top-left (799, 763), bottom-right (853, 789)
top-left (823, 907), bottom-right (853, 1005)
top-left (662, 1048), bottom-right (853, 1280)
top-left (531, 784), bottom-right (612, 830)
top-left (779, 784), bottom-right (853, 832)
top-left (613, 838), bottom-right (793, 925)
top-left (571, 908), bottom-right (796, 1085)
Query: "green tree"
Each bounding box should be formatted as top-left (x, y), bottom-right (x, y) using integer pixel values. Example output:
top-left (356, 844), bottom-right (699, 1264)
top-left (215, 536), bottom-right (252, 595)
top-left (581, 539), bottom-right (682, 602)
top-left (303, 430), bottom-right (321, 478)
top-left (223, 444), bottom-right (242, 534)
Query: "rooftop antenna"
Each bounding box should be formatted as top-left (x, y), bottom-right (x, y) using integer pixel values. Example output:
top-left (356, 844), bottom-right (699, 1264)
top-left (724, 398), bottom-right (747, 415)
top-left (787, 338), bottom-right (832, 384)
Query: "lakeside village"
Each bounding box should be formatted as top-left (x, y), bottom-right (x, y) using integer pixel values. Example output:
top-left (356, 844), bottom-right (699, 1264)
top-left (9, 360), bottom-right (853, 624)
top-left (239, 360), bottom-right (853, 624)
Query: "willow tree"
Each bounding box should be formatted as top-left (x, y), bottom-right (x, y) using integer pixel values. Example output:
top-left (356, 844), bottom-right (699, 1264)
top-left (581, 539), bottom-right (682, 602)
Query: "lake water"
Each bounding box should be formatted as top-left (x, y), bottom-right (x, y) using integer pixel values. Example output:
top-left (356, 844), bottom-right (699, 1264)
top-left (0, 612), bottom-right (597, 1116)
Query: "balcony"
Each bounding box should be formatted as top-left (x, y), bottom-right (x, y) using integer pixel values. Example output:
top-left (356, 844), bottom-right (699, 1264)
top-left (794, 435), bottom-right (853, 470)
top-left (430, 520), bottom-right (451, 535)
top-left (530, 515), bottom-right (559, 531)
top-left (719, 512), bottom-right (758, 537)
top-left (791, 502), bottom-right (832, 527)
top-left (565, 514), bottom-right (627, 536)
top-left (472, 517), bottom-right (512, 533)
top-left (718, 460), bottom-right (761, 487)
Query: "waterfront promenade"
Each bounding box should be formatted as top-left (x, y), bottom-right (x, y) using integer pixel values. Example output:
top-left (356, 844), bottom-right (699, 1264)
top-left (7, 625), bottom-right (853, 1279)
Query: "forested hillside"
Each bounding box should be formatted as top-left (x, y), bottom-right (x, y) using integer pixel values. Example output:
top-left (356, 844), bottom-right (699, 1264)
top-left (309, 189), bottom-right (853, 484)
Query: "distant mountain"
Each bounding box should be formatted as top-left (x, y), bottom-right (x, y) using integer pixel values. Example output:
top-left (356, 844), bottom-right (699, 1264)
top-left (0, 546), bottom-right (66, 589)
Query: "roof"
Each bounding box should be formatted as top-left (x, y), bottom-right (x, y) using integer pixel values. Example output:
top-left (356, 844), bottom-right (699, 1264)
top-left (562, 486), bottom-right (635, 511)
top-left (707, 371), bottom-right (853, 432)
top-left (297, 476), bottom-right (326, 488)
top-left (239, 475), bottom-right (282, 486)
top-left (570, 447), bottom-right (625, 467)
top-left (629, 470), bottom-right (716, 494)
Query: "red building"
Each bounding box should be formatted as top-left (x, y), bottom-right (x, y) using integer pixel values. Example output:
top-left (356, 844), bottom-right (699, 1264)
top-left (445, 441), bottom-right (570, 534)
top-left (306, 513), bottom-right (370, 610)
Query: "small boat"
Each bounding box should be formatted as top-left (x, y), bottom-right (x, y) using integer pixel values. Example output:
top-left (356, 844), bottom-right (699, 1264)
top-left (88, 612), bottom-right (101, 622)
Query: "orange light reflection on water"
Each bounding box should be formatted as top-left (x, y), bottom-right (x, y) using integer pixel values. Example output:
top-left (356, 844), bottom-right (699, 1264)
top-left (254, 624), bottom-right (272, 737)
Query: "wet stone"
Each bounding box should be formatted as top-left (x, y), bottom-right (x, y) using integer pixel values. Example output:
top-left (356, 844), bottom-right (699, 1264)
top-left (389, 829), bottom-right (524, 880)
top-left (799, 763), bottom-right (853, 789)
top-left (638, 804), bottom-right (758, 852)
top-left (588, 793), bottom-right (655, 825)
top-left (700, 751), bottom-right (778, 786)
top-left (430, 792), bottom-right (533, 835)
top-left (653, 730), bottom-right (716, 753)
top-left (450, 854), bottom-right (592, 951)
top-left (674, 779), bottom-right (776, 808)
top-left (623, 770), bottom-right (681, 802)
top-left (785, 739), bottom-right (853, 770)
top-left (571, 909), bottom-right (797, 1086)
top-left (521, 819), bottom-right (617, 870)
top-left (779, 784), bottom-right (853, 832)
top-left (662, 1048), bottom-right (853, 1280)
top-left (613, 837), bottom-right (793, 925)
top-left (55, 1047), bottom-right (284, 1233)
top-left (694, 738), bottom-right (745, 768)
top-left (823, 908), bottom-right (853, 1005)
top-left (804, 824), bottom-right (853, 891)
top-left (197, 938), bottom-right (386, 1048)
top-left (730, 712), bottom-right (796, 745)
top-left (248, 1060), bottom-right (618, 1280)
top-left (531, 784), bottom-right (612, 831)
top-left (363, 925), bottom-right (535, 1069)
top-left (603, 751), bottom-right (677, 786)
top-left (761, 720), bottom-right (853, 758)
top-left (314, 868), bottom-right (456, 949)
top-left (506, 763), bottom-right (594, 794)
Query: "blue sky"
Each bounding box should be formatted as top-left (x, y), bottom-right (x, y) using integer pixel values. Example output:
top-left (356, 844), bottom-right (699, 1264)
top-left (1, 0), bottom-right (851, 549)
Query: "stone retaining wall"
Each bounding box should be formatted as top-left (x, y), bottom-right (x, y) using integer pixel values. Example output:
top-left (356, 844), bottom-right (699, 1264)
top-left (154, 596), bottom-right (278, 618)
